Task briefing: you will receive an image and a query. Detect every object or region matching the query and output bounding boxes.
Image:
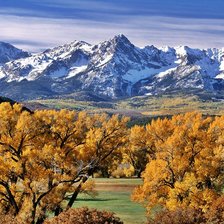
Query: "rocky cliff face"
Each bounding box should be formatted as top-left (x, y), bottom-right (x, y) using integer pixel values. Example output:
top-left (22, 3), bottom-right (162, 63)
top-left (0, 42), bottom-right (30, 65)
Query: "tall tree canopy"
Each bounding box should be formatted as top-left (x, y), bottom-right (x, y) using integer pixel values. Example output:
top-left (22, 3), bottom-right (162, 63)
top-left (132, 112), bottom-right (224, 216)
top-left (0, 103), bottom-right (129, 223)
top-left (123, 125), bottom-right (152, 177)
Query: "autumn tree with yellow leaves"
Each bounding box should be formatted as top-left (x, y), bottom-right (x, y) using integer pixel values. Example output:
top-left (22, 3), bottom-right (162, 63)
top-left (123, 125), bottom-right (151, 177)
top-left (0, 102), bottom-right (129, 223)
top-left (132, 112), bottom-right (224, 219)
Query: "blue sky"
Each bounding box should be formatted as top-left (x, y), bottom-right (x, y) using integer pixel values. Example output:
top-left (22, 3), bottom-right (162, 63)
top-left (0, 0), bottom-right (224, 52)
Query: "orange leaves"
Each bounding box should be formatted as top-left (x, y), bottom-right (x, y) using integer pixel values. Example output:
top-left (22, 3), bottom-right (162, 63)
top-left (0, 103), bottom-right (129, 222)
top-left (44, 207), bottom-right (123, 224)
top-left (204, 196), bottom-right (224, 222)
top-left (132, 112), bottom-right (224, 216)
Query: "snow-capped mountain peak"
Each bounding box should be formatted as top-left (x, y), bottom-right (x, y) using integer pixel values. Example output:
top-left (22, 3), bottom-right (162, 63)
top-left (110, 34), bottom-right (132, 46)
top-left (1, 35), bottom-right (224, 101)
top-left (0, 42), bottom-right (30, 65)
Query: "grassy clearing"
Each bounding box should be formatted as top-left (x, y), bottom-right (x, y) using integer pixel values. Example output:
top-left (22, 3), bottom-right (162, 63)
top-left (115, 94), bottom-right (224, 116)
top-left (27, 93), bottom-right (224, 117)
top-left (73, 178), bottom-right (146, 224)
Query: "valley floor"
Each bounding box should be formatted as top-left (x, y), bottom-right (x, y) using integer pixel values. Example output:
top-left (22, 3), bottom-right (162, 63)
top-left (26, 93), bottom-right (224, 125)
top-left (73, 178), bottom-right (146, 224)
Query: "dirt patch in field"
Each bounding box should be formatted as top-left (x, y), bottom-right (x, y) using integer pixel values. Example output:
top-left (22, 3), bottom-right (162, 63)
top-left (95, 183), bottom-right (139, 192)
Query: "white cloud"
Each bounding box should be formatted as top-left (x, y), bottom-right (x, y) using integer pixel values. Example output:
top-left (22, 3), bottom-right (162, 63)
top-left (0, 14), bottom-right (224, 52)
top-left (33, 0), bottom-right (126, 12)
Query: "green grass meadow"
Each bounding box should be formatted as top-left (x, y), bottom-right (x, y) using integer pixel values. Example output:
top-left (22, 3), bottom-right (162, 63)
top-left (73, 178), bottom-right (147, 224)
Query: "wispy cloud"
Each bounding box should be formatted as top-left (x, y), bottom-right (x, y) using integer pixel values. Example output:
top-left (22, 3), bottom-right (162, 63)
top-left (32, 0), bottom-right (126, 12)
top-left (1, 0), bottom-right (224, 52)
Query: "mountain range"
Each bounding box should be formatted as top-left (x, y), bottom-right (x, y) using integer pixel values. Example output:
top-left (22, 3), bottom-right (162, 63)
top-left (0, 34), bottom-right (224, 101)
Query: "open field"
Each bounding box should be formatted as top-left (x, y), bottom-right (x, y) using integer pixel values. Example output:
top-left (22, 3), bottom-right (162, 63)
top-left (26, 93), bottom-right (224, 119)
top-left (73, 178), bottom-right (146, 224)
top-left (116, 94), bottom-right (224, 116)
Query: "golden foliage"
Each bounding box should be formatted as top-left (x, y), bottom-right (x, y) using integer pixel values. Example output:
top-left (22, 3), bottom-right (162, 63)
top-left (204, 196), bottom-right (224, 223)
top-left (132, 112), bottom-right (224, 215)
top-left (44, 207), bottom-right (123, 224)
top-left (0, 103), bottom-right (128, 223)
top-left (147, 207), bottom-right (205, 224)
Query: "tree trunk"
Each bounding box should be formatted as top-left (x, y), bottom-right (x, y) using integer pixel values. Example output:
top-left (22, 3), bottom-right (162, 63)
top-left (31, 206), bottom-right (37, 224)
top-left (137, 171), bottom-right (141, 178)
top-left (36, 216), bottom-right (45, 224)
top-left (54, 205), bottom-right (63, 216)
top-left (101, 167), bottom-right (110, 178)
top-left (36, 206), bottom-right (47, 224)
top-left (66, 176), bottom-right (88, 209)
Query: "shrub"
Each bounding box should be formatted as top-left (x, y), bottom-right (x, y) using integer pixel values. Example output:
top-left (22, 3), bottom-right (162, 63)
top-left (148, 207), bottom-right (205, 224)
top-left (111, 167), bottom-right (127, 178)
top-left (111, 166), bottom-right (134, 178)
top-left (44, 207), bottom-right (123, 224)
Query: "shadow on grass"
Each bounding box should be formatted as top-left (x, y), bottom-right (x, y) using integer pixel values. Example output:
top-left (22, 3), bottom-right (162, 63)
top-left (76, 198), bottom-right (118, 202)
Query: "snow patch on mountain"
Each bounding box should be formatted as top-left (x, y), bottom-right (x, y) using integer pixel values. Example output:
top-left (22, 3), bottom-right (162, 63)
top-left (96, 54), bottom-right (113, 67)
top-left (123, 68), bottom-right (155, 83)
top-left (157, 67), bottom-right (177, 78)
top-left (0, 71), bottom-right (6, 79)
top-left (123, 64), bottom-right (177, 83)
top-left (67, 65), bottom-right (88, 78)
